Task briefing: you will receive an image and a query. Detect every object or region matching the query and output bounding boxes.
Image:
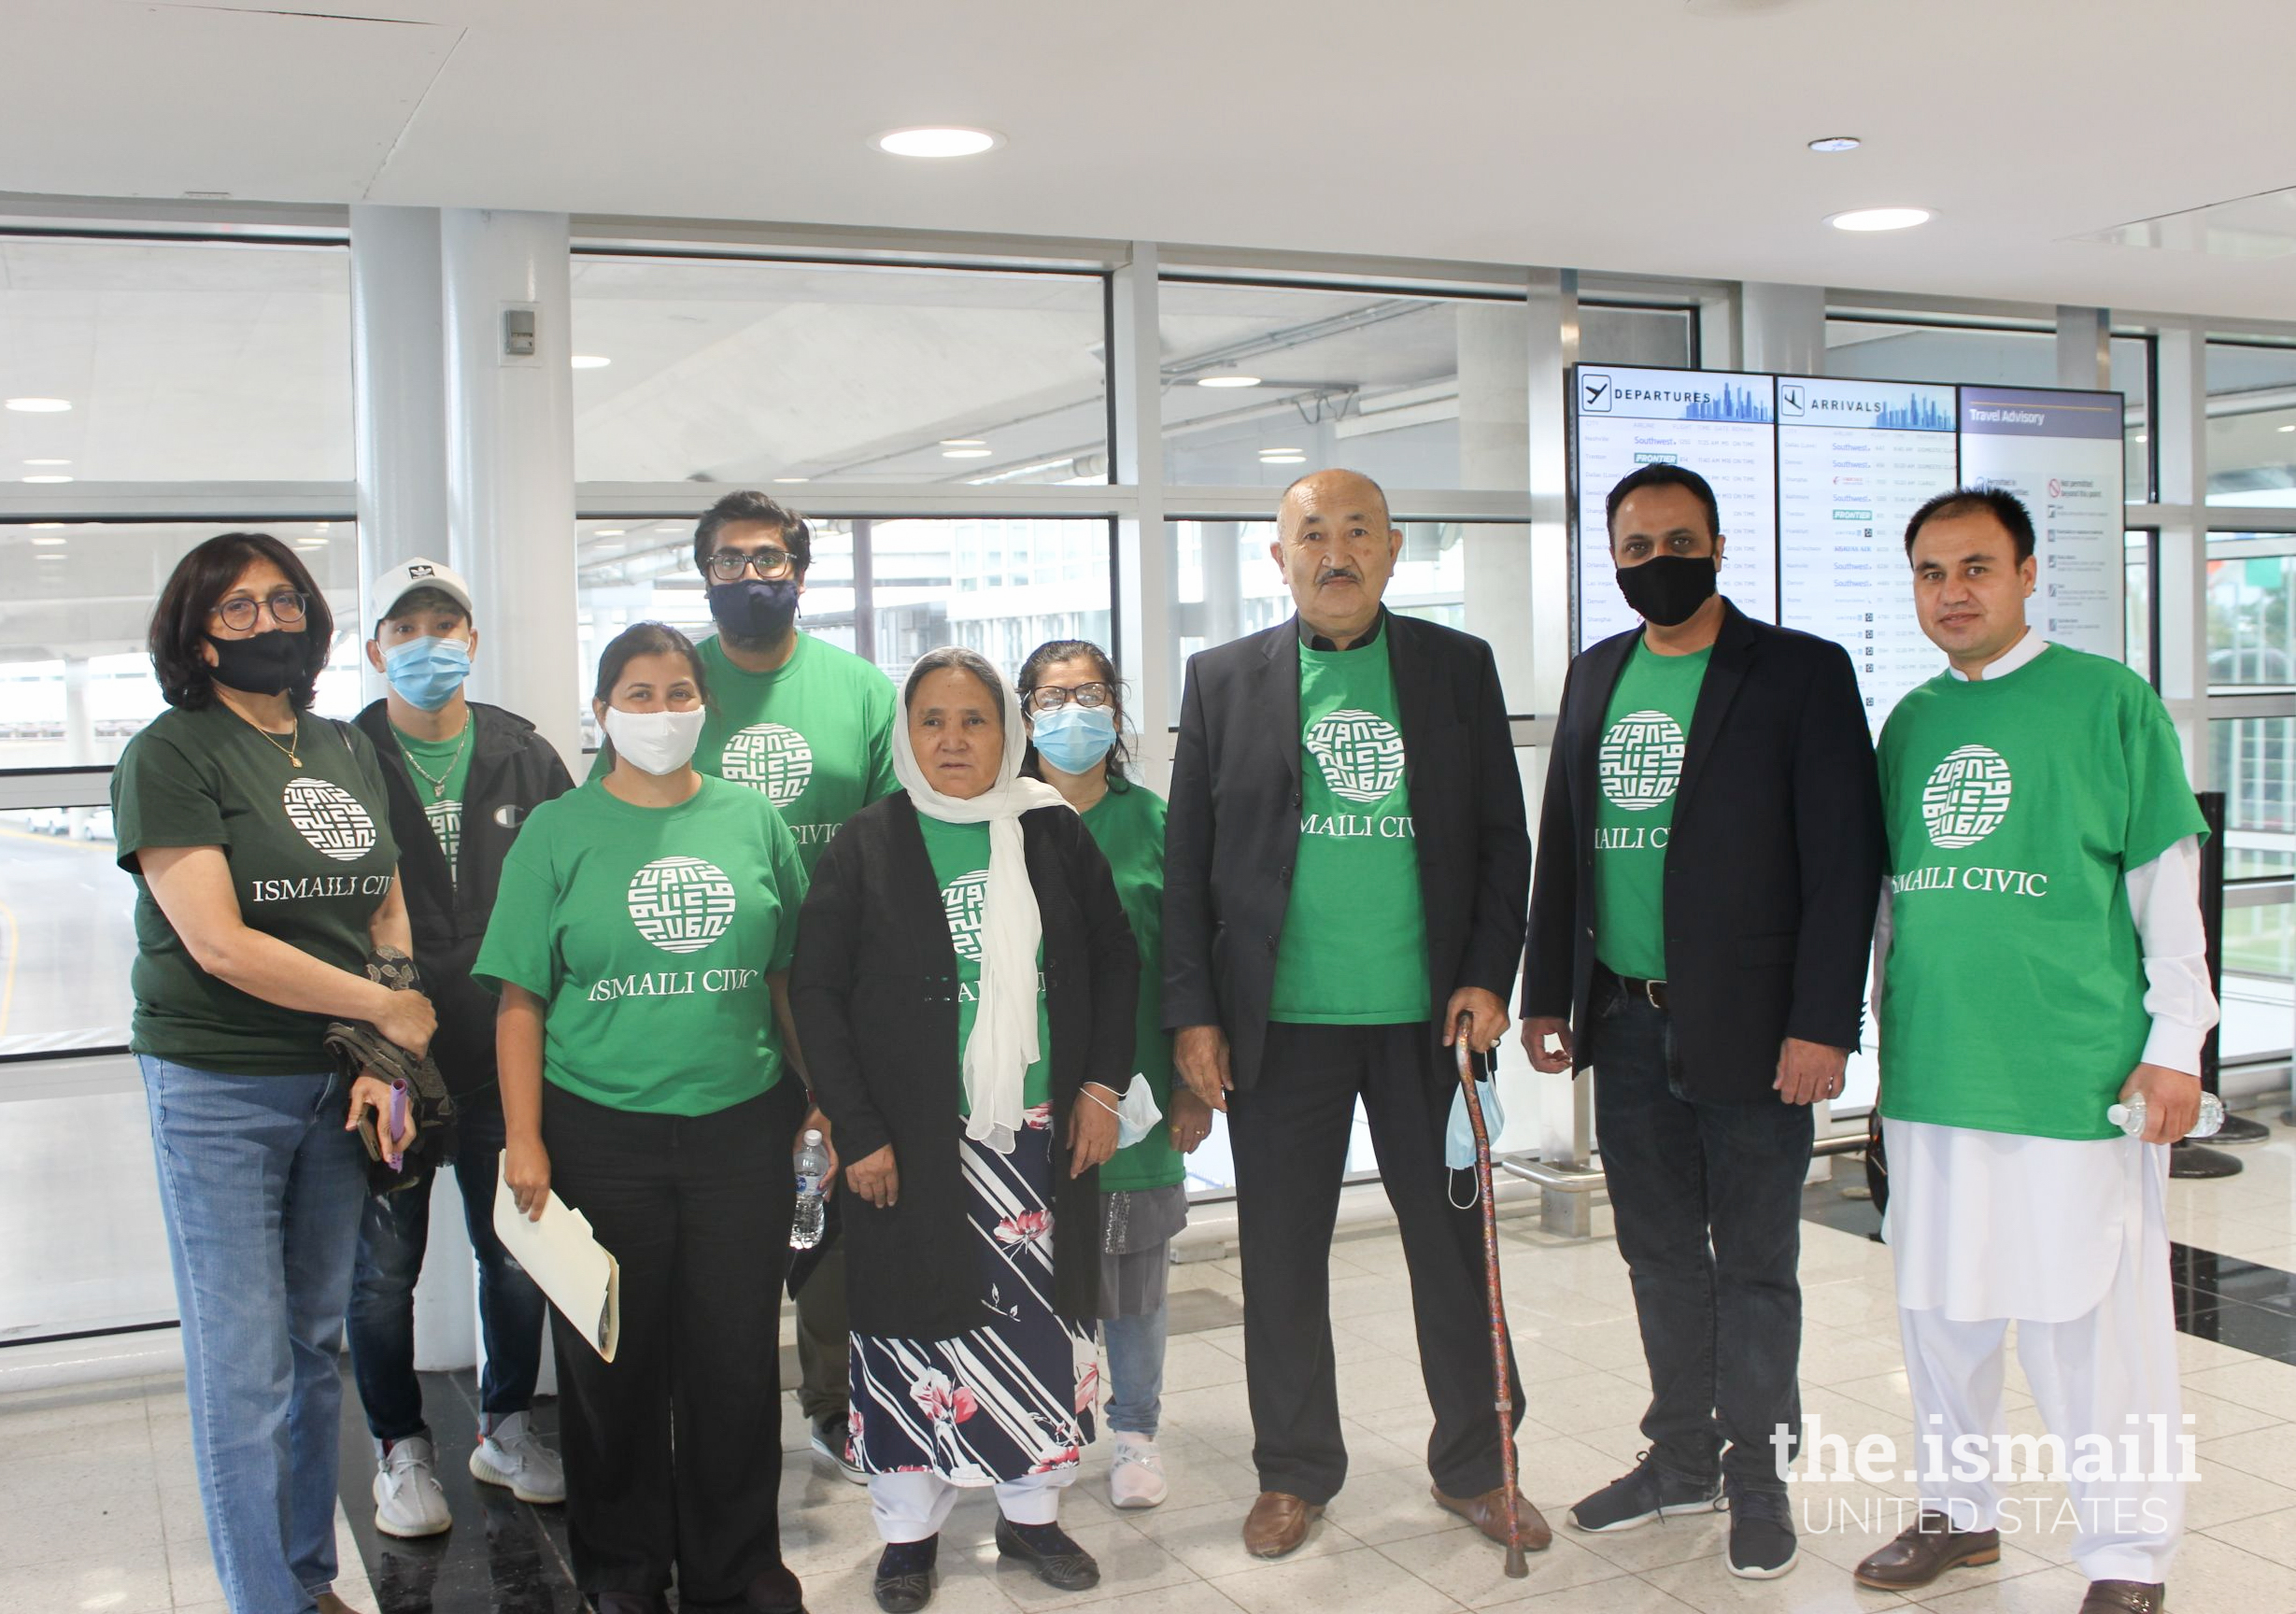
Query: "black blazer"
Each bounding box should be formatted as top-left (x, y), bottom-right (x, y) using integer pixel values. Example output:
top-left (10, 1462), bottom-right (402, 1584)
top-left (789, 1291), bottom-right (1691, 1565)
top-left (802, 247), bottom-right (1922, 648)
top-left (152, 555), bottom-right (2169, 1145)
top-left (1162, 611), bottom-right (1530, 1093)
top-left (1522, 600), bottom-right (1885, 1102)
top-left (352, 701), bottom-right (574, 1095)
top-left (790, 793), bottom-right (1138, 1339)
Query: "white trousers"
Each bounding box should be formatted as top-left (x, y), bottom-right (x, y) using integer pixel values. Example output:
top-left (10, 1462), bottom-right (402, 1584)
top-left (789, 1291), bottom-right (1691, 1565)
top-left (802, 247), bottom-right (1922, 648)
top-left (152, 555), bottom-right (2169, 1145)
top-left (868, 1468), bottom-right (1075, 1544)
top-left (1898, 1200), bottom-right (2185, 1583)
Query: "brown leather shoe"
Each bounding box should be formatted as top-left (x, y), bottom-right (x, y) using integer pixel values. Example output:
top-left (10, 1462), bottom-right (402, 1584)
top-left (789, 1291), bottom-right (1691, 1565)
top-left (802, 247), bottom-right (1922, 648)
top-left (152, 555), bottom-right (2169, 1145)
top-left (1851, 1510), bottom-right (2001, 1589)
top-left (1431, 1484), bottom-right (1553, 1552)
top-left (1242, 1491), bottom-right (1324, 1558)
top-left (2080, 1582), bottom-right (2166, 1614)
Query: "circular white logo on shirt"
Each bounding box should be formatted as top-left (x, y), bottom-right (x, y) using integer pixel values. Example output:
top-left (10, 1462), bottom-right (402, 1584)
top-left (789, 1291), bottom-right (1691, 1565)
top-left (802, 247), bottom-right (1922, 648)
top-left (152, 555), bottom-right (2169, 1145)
top-left (1922, 744), bottom-right (2014, 849)
top-left (1303, 709), bottom-right (1406, 804)
top-left (942, 870), bottom-right (990, 962)
top-left (281, 776), bottom-right (376, 862)
top-left (1598, 710), bottom-right (1686, 812)
top-left (720, 723), bottom-right (814, 808)
top-left (627, 857), bottom-right (737, 955)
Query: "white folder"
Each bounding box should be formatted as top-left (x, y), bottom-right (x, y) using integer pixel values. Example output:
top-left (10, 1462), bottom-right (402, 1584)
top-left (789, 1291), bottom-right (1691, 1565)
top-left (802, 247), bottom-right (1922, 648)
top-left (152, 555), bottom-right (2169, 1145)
top-left (493, 1154), bottom-right (620, 1362)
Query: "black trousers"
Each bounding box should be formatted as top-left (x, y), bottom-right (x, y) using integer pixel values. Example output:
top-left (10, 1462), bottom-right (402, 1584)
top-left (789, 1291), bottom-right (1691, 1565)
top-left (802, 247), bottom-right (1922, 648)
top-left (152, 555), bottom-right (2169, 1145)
top-left (543, 1079), bottom-right (805, 1612)
top-left (1228, 1020), bottom-right (1524, 1505)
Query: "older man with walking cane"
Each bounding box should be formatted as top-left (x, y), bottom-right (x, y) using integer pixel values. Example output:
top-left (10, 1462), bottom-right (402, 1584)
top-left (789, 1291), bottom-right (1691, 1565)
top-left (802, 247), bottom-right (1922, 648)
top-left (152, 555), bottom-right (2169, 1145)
top-left (1162, 468), bottom-right (1540, 1562)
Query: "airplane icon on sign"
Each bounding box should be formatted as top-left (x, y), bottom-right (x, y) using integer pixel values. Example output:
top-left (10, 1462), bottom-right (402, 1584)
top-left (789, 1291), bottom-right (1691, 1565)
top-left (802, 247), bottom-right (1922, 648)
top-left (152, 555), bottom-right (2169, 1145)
top-left (1580, 373), bottom-right (1612, 412)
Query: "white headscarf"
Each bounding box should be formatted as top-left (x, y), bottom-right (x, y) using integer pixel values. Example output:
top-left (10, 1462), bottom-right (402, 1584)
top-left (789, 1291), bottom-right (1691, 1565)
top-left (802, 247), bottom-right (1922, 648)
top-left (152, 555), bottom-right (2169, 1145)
top-left (892, 650), bottom-right (1070, 1154)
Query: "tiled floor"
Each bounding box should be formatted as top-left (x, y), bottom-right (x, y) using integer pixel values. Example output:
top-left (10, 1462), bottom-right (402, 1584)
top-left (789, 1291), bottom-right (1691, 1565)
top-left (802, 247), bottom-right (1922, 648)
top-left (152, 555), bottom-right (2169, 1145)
top-left (10, 1122), bottom-right (2296, 1613)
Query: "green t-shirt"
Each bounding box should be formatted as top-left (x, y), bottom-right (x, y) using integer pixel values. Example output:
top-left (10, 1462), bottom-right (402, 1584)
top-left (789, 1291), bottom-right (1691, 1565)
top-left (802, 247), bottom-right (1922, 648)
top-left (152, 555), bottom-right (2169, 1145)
top-left (473, 775), bottom-right (807, 1116)
top-left (1877, 644), bottom-right (2207, 1141)
top-left (1081, 784), bottom-right (1183, 1192)
top-left (112, 704), bottom-right (402, 1074)
top-left (588, 632), bottom-right (899, 873)
top-left (918, 815), bottom-right (1053, 1114)
top-left (1271, 633), bottom-right (1433, 1025)
top-left (392, 719), bottom-right (474, 885)
top-left (1592, 641), bottom-right (1712, 981)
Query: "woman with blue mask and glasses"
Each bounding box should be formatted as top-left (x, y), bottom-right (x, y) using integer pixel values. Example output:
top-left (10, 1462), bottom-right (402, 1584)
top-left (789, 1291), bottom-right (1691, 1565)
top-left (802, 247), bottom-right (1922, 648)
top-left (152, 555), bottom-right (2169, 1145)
top-left (1018, 640), bottom-right (1212, 1512)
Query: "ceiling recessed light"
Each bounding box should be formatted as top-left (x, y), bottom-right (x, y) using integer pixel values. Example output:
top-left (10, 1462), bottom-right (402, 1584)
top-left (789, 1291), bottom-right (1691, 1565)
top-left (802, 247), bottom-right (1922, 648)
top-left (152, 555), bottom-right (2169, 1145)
top-left (1807, 135), bottom-right (1861, 153)
top-left (36, 550), bottom-right (64, 559)
top-left (875, 126), bottom-right (1001, 158)
top-left (29, 522), bottom-right (65, 529)
top-left (1828, 207), bottom-right (1933, 232)
top-left (654, 524), bottom-right (686, 533)
top-left (2279, 424), bottom-right (2295, 433)
top-left (297, 532), bottom-right (330, 544)
top-left (942, 448), bottom-right (994, 460)
top-left (22, 474), bottom-right (72, 484)
top-left (5, 397), bottom-right (71, 413)
top-left (595, 528), bottom-right (626, 537)
top-left (772, 476), bottom-right (809, 484)
top-left (31, 535), bottom-right (66, 546)
top-left (940, 439), bottom-right (986, 447)
top-left (2134, 432), bottom-right (2147, 442)
top-left (1197, 375), bottom-right (1261, 389)
top-left (571, 355), bottom-right (612, 370)
top-left (23, 458), bottom-right (70, 466)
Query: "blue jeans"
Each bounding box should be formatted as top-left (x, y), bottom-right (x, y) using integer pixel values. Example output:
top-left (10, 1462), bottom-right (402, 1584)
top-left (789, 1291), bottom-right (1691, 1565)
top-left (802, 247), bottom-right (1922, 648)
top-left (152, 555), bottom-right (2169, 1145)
top-left (1101, 1304), bottom-right (1168, 1438)
top-left (1585, 974), bottom-right (1815, 1496)
top-left (346, 1098), bottom-right (546, 1442)
top-left (140, 1056), bottom-right (367, 1614)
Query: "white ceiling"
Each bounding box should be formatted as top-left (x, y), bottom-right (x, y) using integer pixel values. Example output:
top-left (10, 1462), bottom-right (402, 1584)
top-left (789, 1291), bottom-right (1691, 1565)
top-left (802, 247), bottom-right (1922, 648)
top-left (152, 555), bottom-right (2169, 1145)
top-left (6, 0), bottom-right (2296, 321)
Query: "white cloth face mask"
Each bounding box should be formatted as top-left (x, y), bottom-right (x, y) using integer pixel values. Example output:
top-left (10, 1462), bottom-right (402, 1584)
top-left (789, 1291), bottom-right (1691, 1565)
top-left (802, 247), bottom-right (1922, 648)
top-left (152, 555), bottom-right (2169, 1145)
top-left (603, 705), bottom-right (706, 775)
top-left (1115, 1073), bottom-right (1164, 1149)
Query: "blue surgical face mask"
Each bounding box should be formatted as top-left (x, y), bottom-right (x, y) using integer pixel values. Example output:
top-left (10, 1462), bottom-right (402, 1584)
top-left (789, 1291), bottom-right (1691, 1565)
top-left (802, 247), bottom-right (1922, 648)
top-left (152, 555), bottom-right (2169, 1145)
top-left (383, 635), bottom-right (472, 711)
top-left (1030, 704), bottom-right (1119, 775)
top-left (1444, 1074), bottom-right (1506, 1171)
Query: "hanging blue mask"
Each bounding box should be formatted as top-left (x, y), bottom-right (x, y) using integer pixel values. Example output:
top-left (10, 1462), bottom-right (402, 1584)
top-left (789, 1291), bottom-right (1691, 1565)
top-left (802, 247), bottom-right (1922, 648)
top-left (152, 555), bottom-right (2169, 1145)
top-left (1031, 705), bottom-right (1119, 774)
top-left (383, 636), bottom-right (472, 711)
top-left (1444, 1074), bottom-right (1506, 1170)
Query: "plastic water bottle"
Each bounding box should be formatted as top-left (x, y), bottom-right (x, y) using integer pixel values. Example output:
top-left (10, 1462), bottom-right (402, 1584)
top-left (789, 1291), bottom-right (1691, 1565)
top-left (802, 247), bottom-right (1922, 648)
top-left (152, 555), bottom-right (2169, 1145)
top-left (2107, 1093), bottom-right (2225, 1140)
top-left (790, 1129), bottom-right (829, 1250)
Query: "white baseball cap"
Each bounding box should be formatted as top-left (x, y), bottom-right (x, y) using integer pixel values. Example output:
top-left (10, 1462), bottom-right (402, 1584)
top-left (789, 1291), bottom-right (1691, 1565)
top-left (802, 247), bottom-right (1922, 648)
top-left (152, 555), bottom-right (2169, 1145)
top-left (371, 557), bottom-right (475, 623)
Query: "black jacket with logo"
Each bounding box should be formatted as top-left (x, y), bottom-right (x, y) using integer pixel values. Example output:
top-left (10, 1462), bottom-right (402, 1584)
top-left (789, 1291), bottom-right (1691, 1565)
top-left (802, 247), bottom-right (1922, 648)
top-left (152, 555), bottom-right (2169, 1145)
top-left (353, 700), bottom-right (574, 1101)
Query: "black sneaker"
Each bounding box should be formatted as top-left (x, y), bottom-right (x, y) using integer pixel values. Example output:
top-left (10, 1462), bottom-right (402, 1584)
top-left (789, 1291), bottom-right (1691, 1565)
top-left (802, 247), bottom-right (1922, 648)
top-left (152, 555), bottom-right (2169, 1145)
top-left (993, 1518), bottom-right (1100, 1592)
top-left (1567, 1451), bottom-right (1722, 1533)
top-left (873, 1536), bottom-right (938, 1613)
top-left (1725, 1486), bottom-right (1798, 1579)
top-left (811, 1413), bottom-right (867, 1485)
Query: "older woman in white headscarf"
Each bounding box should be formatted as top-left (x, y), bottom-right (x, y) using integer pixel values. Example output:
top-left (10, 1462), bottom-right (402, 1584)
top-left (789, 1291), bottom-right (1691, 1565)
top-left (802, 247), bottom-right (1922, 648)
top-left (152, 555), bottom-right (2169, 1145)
top-left (790, 645), bottom-right (1140, 1614)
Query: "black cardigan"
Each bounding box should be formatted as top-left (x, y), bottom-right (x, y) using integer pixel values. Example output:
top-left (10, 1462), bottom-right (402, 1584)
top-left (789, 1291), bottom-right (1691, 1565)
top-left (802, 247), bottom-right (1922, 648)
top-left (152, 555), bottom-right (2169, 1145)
top-left (790, 793), bottom-right (1140, 1338)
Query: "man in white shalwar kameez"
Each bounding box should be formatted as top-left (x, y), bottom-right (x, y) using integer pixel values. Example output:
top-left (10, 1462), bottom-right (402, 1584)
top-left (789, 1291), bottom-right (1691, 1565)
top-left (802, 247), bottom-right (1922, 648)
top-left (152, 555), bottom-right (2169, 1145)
top-left (1857, 488), bottom-right (2214, 1614)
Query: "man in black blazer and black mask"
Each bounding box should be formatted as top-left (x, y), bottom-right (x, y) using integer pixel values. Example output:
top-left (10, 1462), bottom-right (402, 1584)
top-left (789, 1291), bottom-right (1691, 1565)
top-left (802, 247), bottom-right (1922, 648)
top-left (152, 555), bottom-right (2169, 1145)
top-left (1164, 468), bottom-right (1538, 1562)
top-left (1521, 462), bottom-right (1884, 1581)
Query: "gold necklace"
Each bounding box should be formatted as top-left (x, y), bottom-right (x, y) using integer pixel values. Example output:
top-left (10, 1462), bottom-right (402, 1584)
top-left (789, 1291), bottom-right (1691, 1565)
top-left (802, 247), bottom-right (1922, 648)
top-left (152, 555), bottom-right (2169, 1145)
top-left (249, 715), bottom-right (303, 769)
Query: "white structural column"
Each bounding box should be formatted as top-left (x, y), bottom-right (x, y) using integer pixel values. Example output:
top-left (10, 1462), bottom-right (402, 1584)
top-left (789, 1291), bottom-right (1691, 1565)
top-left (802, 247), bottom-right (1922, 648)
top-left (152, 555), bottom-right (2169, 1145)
top-left (2057, 305), bottom-right (2111, 390)
top-left (440, 209), bottom-right (582, 770)
top-left (1524, 268), bottom-right (1578, 715)
top-left (1457, 298), bottom-right (1535, 709)
top-left (1738, 282), bottom-right (1825, 376)
top-left (2155, 325), bottom-right (2211, 786)
top-left (1111, 242), bottom-right (1172, 786)
top-left (350, 205), bottom-right (452, 708)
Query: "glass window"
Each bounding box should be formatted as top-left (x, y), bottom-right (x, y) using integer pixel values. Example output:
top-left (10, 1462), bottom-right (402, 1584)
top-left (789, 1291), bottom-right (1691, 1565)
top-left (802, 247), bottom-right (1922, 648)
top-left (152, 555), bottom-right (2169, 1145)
top-left (1157, 280), bottom-right (1534, 490)
top-left (2204, 339), bottom-right (2296, 511)
top-left (575, 515), bottom-right (1113, 745)
top-left (0, 520), bottom-right (361, 768)
top-left (0, 803), bottom-right (139, 1057)
top-left (568, 257), bottom-right (1108, 487)
top-left (2126, 530), bottom-right (2154, 684)
top-left (1580, 303), bottom-right (1697, 368)
top-left (2209, 715), bottom-right (2296, 1060)
top-left (2206, 534), bottom-right (2296, 690)
top-left (1166, 519), bottom-right (1535, 714)
top-left (0, 235), bottom-right (352, 481)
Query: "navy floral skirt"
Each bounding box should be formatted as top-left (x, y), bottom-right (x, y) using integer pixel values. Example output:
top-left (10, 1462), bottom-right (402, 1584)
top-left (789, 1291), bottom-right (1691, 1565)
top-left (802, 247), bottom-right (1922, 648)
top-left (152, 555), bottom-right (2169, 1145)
top-left (847, 1115), bottom-right (1095, 1484)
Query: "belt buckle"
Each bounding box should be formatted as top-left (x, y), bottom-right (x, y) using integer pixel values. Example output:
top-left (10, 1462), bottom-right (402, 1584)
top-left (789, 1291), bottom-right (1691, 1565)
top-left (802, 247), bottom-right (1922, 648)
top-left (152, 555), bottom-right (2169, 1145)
top-left (1641, 978), bottom-right (1665, 1011)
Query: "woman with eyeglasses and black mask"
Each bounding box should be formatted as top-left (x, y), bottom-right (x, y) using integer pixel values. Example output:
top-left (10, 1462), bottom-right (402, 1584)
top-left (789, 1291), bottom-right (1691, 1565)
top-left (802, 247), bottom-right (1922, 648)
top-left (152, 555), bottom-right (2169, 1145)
top-left (1017, 640), bottom-right (1212, 1513)
top-left (114, 531), bottom-right (431, 1614)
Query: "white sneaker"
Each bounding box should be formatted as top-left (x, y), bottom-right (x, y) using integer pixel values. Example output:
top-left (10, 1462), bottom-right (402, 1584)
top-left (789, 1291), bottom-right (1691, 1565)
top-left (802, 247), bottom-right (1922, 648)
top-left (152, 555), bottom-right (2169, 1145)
top-left (373, 1437), bottom-right (452, 1538)
top-left (468, 1410), bottom-right (567, 1505)
top-left (1109, 1432), bottom-right (1168, 1509)
top-left (461, 1405), bottom-right (560, 1506)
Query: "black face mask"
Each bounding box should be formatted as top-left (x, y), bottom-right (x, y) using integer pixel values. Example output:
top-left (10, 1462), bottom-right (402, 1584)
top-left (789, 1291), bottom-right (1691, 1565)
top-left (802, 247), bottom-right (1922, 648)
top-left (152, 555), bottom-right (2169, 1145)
top-left (205, 630), bottom-right (304, 697)
top-left (708, 577), bottom-right (801, 642)
top-left (1615, 554), bottom-right (1719, 628)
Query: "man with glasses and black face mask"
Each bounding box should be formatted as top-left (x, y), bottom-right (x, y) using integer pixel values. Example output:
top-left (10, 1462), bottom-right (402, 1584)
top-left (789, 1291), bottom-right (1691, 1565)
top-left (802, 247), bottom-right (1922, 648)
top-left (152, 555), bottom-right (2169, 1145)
top-left (1521, 462), bottom-right (1884, 1581)
top-left (589, 488), bottom-right (900, 1479)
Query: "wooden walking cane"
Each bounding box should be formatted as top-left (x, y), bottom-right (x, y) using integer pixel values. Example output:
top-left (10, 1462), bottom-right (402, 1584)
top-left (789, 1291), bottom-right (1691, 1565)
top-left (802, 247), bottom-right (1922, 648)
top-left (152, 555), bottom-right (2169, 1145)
top-left (1456, 1012), bottom-right (1528, 1578)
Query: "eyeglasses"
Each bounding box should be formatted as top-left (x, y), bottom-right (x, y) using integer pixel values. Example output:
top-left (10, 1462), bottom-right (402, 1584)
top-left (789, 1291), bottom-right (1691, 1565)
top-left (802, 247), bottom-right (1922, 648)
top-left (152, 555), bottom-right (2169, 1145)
top-left (706, 546), bottom-right (796, 582)
top-left (212, 590), bottom-right (308, 632)
top-left (1024, 682), bottom-right (1112, 715)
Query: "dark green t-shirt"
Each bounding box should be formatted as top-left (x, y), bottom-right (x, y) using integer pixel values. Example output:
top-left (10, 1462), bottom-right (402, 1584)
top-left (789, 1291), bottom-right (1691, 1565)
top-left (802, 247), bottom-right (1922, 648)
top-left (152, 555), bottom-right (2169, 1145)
top-left (918, 815), bottom-right (1053, 1114)
top-left (392, 719), bottom-right (474, 885)
top-left (1271, 634), bottom-right (1432, 1024)
top-left (473, 776), bottom-right (807, 1116)
top-left (1878, 644), bottom-right (2207, 1140)
top-left (587, 632), bottom-right (899, 873)
top-left (1593, 641), bottom-right (1712, 981)
top-left (113, 704), bottom-right (402, 1074)
top-left (1081, 784), bottom-right (1183, 1193)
